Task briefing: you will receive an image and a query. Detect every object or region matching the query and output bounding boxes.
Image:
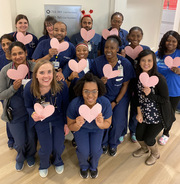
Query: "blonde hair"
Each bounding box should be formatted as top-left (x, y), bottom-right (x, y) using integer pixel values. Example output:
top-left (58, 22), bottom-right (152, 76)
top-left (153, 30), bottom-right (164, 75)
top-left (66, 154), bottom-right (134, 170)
top-left (31, 60), bottom-right (62, 99)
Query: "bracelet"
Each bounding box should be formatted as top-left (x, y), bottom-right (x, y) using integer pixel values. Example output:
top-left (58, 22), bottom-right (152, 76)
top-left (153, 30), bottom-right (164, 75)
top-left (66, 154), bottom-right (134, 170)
top-left (67, 77), bottom-right (72, 82)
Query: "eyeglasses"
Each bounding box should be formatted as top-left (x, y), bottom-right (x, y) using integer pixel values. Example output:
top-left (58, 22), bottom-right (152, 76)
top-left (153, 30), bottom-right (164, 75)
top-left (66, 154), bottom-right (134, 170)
top-left (83, 89), bottom-right (98, 95)
top-left (45, 23), bottom-right (53, 28)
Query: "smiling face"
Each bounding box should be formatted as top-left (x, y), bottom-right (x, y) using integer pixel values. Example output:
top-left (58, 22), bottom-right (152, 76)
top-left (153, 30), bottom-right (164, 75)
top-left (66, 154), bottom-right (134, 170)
top-left (16, 18), bottom-right (28, 33)
top-left (111, 14), bottom-right (123, 30)
top-left (104, 39), bottom-right (119, 60)
top-left (165, 35), bottom-right (178, 54)
top-left (36, 63), bottom-right (53, 88)
top-left (139, 54), bottom-right (154, 73)
top-left (76, 45), bottom-right (89, 60)
top-left (82, 82), bottom-right (98, 108)
top-left (10, 46), bottom-right (27, 67)
top-left (53, 22), bottom-right (67, 43)
top-left (128, 29), bottom-right (143, 48)
top-left (81, 17), bottom-right (93, 31)
top-left (1, 38), bottom-right (12, 54)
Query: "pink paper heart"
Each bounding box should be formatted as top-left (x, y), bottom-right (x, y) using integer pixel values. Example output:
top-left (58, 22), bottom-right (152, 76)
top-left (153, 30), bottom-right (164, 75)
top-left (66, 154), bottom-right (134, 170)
top-left (102, 28), bottom-right (118, 40)
top-left (80, 28), bottom-right (95, 41)
top-left (125, 45), bottom-right (143, 59)
top-left (139, 72), bottom-right (159, 87)
top-left (103, 64), bottom-right (120, 79)
top-left (34, 103), bottom-right (55, 121)
top-left (68, 59), bottom-right (87, 73)
top-left (50, 38), bottom-right (69, 53)
top-left (79, 103), bottom-right (102, 123)
top-left (164, 56), bottom-right (180, 68)
top-left (16, 32), bottom-right (33, 45)
top-left (7, 64), bottom-right (29, 80)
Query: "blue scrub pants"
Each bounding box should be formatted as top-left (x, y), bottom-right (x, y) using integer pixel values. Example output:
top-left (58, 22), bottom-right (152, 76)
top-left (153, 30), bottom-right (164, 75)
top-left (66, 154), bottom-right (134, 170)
top-left (8, 120), bottom-right (37, 163)
top-left (6, 122), bottom-right (14, 147)
top-left (35, 123), bottom-right (65, 170)
top-left (102, 95), bottom-right (129, 148)
top-left (74, 128), bottom-right (103, 171)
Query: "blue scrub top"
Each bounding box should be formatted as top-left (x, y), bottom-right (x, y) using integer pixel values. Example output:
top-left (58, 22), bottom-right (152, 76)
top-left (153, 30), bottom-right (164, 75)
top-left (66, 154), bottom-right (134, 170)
top-left (32, 38), bottom-right (76, 69)
top-left (0, 53), bottom-right (11, 71)
top-left (9, 32), bottom-right (38, 60)
top-left (70, 32), bottom-right (101, 59)
top-left (91, 55), bottom-right (135, 101)
top-left (24, 80), bottom-right (69, 129)
top-left (156, 49), bottom-right (180, 97)
top-left (100, 28), bottom-right (129, 55)
top-left (38, 35), bottom-right (70, 43)
top-left (125, 45), bottom-right (150, 68)
top-left (67, 96), bottom-right (112, 130)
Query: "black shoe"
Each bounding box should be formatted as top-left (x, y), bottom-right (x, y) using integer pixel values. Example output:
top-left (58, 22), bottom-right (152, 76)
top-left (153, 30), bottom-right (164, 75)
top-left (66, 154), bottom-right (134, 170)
top-left (102, 145), bottom-right (108, 154)
top-left (90, 169), bottom-right (98, 179)
top-left (109, 147), bottom-right (117, 156)
top-left (72, 138), bottom-right (77, 148)
top-left (80, 169), bottom-right (89, 179)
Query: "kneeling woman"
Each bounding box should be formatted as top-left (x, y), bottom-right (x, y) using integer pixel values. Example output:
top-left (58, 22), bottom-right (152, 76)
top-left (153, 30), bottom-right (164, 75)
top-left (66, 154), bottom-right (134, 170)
top-left (133, 50), bottom-right (175, 165)
top-left (24, 60), bottom-right (69, 177)
top-left (67, 73), bottom-right (112, 179)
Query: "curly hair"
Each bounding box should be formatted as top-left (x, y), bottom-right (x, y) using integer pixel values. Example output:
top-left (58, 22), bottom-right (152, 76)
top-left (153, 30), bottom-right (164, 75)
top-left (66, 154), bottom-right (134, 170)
top-left (157, 30), bottom-right (180, 59)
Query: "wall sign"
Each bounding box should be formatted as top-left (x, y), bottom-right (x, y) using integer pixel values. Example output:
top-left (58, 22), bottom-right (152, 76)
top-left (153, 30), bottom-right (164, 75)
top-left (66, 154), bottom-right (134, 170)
top-left (45, 5), bottom-right (81, 38)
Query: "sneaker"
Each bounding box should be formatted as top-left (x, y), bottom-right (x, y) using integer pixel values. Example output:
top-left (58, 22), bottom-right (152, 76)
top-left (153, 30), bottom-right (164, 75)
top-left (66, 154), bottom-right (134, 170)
top-left (109, 147), bottom-right (117, 156)
top-left (90, 169), bottom-right (98, 179)
top-left (39, 169), bottom-right (48, 178)
top-left (158, 135), bottom-right (169, 145)
top-left (119, 136), bottom-right (124, 143)
top-left (72, 138), bottom-right (77, 148)
top-left (130, 133), bottom-right (137, 143)
top-left (55, 165), bottom-right (64, 174)
top-left (102, 145), bottom-right (108, 154)
top-left (16, 162), bottom-right (24, 171)
top-left (80, 169), bottom-right (89, 179)
top-left (27, 157), bottom-right (35, 167)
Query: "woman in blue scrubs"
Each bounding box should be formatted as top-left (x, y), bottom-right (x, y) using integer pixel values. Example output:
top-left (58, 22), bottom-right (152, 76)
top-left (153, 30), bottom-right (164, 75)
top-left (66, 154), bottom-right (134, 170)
top-left (91, 35), bottom-right (135, 156)
top-left (0, 41), bottom-right (36, 171)
top-left (67, 73), bottom-right (112, 179)
top-left (24, 60), bottom-right (69, 178)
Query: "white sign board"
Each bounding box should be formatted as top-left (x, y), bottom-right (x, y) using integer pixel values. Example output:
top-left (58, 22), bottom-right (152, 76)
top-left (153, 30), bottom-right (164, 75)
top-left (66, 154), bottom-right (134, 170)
top-left (45, 5), bottom-right (81, 38)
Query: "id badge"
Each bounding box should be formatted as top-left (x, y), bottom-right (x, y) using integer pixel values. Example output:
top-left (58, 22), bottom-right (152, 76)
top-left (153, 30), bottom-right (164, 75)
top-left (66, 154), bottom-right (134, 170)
top-left (22, 79), bottom-right (31, 86)
top-left (87, 42), bottom-right (92, 51)
top-left (118, 64), bottom-right (124, 77)
top-left (52, 61), bottom-right (59, 69)
top-left (41, 102), bottom-right (50, 108)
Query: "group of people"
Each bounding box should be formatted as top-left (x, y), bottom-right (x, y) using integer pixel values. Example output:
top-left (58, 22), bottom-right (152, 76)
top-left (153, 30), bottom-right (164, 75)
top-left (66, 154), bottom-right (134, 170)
top-left (0, 10), bottom-right (179, 179)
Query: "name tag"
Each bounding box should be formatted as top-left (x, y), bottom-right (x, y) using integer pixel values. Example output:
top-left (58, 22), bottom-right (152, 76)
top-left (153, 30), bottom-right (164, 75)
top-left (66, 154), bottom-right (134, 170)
top-left (22, 79), bottom-right (31, 85)
top-left (52, 61), bottom-right (59, 69)
top-left (118, 64), bottom-right (123, 77)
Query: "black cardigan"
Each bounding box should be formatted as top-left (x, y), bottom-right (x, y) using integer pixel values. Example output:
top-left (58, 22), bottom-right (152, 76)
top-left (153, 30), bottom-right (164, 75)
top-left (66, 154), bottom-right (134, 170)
top-left (136, 74), bottom-right (176, 129)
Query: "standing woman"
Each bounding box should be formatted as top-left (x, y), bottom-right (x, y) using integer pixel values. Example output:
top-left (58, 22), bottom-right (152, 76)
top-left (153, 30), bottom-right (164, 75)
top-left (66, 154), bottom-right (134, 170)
top-left (10, 14), bottom-right (38, 60)
top-left (0, 34), bottom-right (15, 149)
top-left (100, 12), bottom-right (129, 55)
top-left (133, 50), bottom-right (175, 165)
top-left (24, 60), bottom-right (69, 178)
top-left (156, 30), bottom-right (180, 145)
top-left (0, 41), bottom-right (37, 171)
top-left (91, 35), bottom-right (135, 156)
top-left (67, 73), bottom-right (112, 179)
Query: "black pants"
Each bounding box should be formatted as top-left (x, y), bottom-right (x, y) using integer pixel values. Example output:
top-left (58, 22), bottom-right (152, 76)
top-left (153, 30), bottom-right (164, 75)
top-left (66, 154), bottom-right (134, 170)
top-left (136, 122), bottom-right (163, 146)
top-left (163, 96), bottom-right (180, 136)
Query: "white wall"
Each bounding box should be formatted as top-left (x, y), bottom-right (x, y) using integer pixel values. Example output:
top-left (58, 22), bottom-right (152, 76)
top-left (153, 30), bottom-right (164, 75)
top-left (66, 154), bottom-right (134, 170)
top-left (0, 0), bottom-right (14, 36)
top-left (114, 0), bottom-right (164, 51)
top-left (14, 0), bottom-right (111, 39)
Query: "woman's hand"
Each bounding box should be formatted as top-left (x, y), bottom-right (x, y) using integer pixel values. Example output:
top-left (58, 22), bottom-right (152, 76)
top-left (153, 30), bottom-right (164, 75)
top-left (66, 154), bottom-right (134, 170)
top-left (171, 67), bottom-right (180, 75)
top-left (13, 79), bottom-right (22, 90)
top-left (75, 116), bottom-right (85, 129)
top-left (136, 113), bottom-right (143, 123)
top-left (31, 112), bottom-right (45, 122)
top-left (56, 69), bottom-right (65, 81)
top-left (101, 76), bottom-right (108, 84)
top-left (48, 48), bottom-right (58, 58)
top-left (95, 113), bottom-right (104, 127)
top-left (68, 72), bottom-right (79, 81)
top-left (142, 87), bottom-right (151, 96)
